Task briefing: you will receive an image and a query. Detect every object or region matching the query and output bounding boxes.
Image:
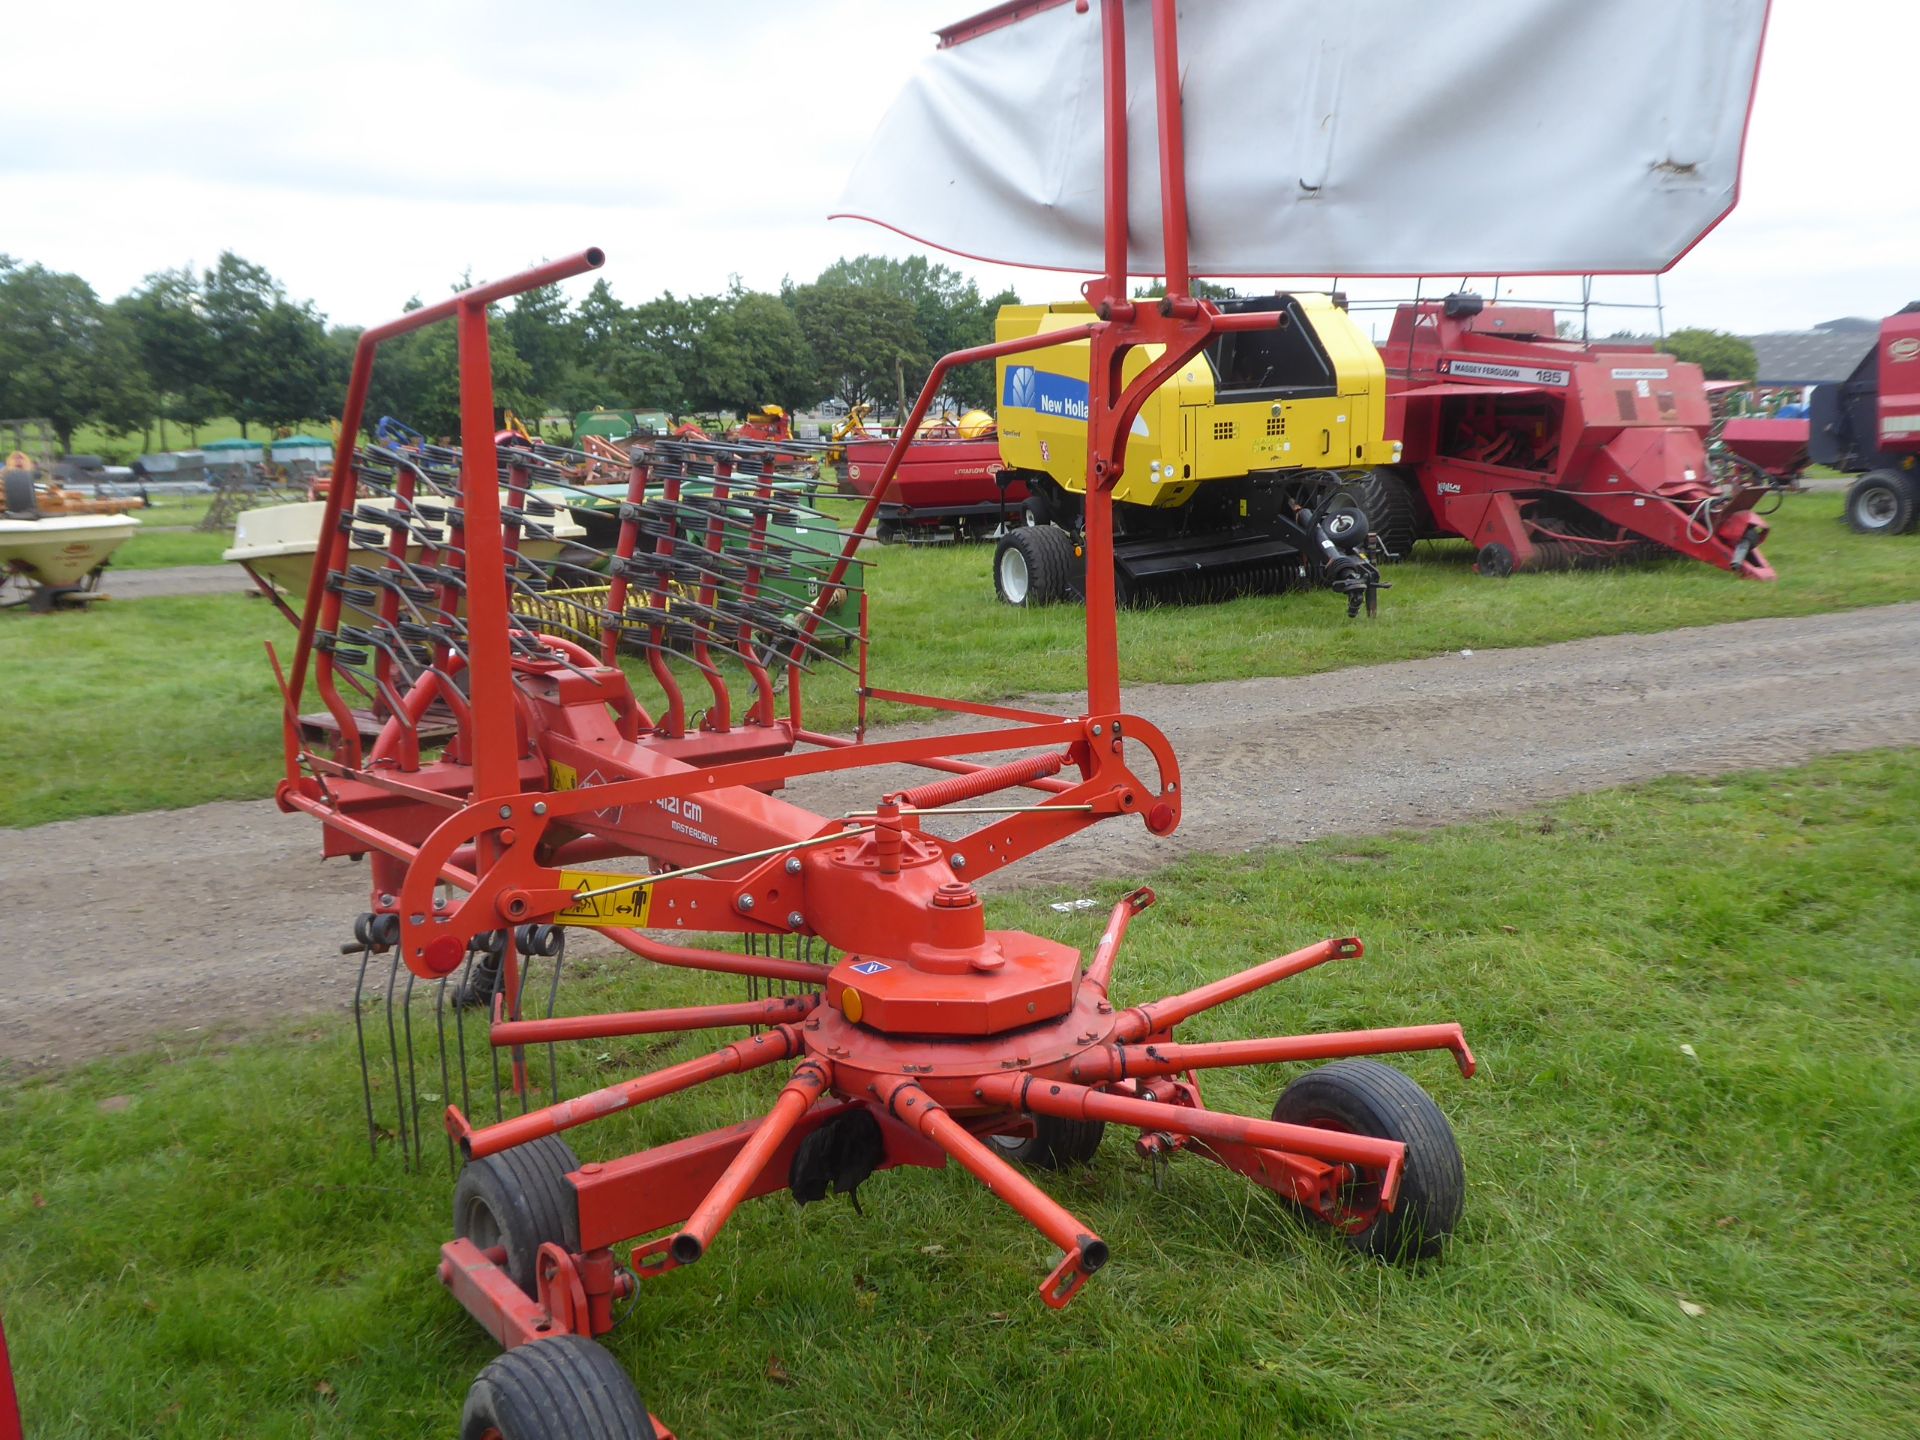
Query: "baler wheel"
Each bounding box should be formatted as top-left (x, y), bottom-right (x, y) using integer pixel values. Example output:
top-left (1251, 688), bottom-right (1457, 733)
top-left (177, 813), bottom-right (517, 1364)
top-left (461, 1335), bottom-right (656, 1440)
top-left (1474, 543), bottom-right (1515, 578)
top-left (1845, 471), bottom-right (1919, 535)
top-left (990, 1114), bottom-right (1107, 1169)
top-left (453, 1134), bottom-right (583, 1297)
top-left (1335, 468), bottom-right (1419, 561)
top-left (1272, 1059), bottom-right (1464, 1261)
top-left (994, 524), bottom-right (1075, 606)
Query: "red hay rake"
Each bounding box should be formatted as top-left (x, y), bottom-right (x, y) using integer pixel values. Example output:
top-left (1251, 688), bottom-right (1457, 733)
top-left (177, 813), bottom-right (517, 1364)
top-left (278, 4), bottom-right (1473, 1432)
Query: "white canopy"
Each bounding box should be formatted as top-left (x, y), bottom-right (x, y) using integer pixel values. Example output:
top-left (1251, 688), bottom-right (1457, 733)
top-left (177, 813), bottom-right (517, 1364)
top-left (835, 0), bottom-right (1770, 277)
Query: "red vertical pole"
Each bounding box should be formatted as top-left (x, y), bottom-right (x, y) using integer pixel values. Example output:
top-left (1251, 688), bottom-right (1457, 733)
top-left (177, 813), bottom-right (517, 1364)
top-left (0, 1311), bottom-right (19, 1440)
top-left (1081, 0), bottom-right (1136, 717)
top-left (1149, 0), bottom-right (1191, 301)
top-left (601, 452), bottom-right (648, 669)
top-left (456, 300), bottom-right (518, 803)
top-left (1099, 0), bottom-right (1130, 306)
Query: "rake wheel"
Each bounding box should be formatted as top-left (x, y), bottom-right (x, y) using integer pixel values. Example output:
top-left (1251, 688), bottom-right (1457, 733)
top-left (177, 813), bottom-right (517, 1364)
top-left (461, 1335), bottom-right (655, 1440)
top-left (1273, 1059), bottom-right (1464, 1261)
top-left (990, 1114), bottom-right (1107, 1169)
top-left (453, 1135), bottom-right (583, 1297)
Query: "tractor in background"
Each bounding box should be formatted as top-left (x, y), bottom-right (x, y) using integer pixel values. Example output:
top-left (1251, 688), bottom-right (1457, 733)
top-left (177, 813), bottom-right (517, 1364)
top-left (1810, 303), bottom-right (1920, 534)
top-left (1693, 302), bottom-right (1920, 536)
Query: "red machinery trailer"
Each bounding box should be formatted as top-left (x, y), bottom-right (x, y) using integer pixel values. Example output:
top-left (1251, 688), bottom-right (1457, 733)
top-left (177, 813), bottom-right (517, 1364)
top-left (837, 432), bottom-right (1025, 539)
top-left (1806, 303), bottom-right (1920, 533)
top-left (1685, 303), bottom-right (1920, 535)
top-left (1377, 295), bottom-right (1779, 578)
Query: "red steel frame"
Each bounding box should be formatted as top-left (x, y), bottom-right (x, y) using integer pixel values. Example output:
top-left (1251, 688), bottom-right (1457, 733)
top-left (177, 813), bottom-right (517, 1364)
top-left (275, 0), bottom-right (1473, 1419)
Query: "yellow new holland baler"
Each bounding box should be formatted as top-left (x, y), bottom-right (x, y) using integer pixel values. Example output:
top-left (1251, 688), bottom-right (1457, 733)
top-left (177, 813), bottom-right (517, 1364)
top-left (990, 295), bottom-right (1405, 609)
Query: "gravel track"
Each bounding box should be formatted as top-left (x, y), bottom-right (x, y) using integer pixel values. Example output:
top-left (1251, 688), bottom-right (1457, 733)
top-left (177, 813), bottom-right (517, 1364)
top-left (97, 564), bottom-right (253, 600)
top-left (4, 602), bottom-right (1916, 1070)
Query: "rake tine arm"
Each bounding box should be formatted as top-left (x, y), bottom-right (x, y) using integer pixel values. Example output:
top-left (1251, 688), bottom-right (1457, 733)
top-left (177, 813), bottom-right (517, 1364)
top-left (451, 1024), bottom-right (804, 1160)
top-left (1111, 936), bottom-right (1362, 1042)
top-left (870, 1075), bottom-right (1107, 1309)
top-left (487, 992), bottom-right (819, 1047)
top-left (974, 1073), bottom-right (1407, 1211)
top-left (1081, 886), bottom-right (1155, 1000)
top-left (600, 927), bottom-right (828, 986)
top-left (668, 1058), bottom-right (834, 1266)
top-left (1057, 1023), bottom-right (1477, 1084)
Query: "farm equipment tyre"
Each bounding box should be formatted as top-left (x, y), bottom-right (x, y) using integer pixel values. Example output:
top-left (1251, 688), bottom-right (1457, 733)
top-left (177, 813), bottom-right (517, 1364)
top-left (1845, 470), bottom-right (1919, 535)
top-left (990, 1114), bottom-right (1107, 1169)
top-left (1335, 468), bottom-right (1419, 561)
top-left (461, 1335), bottom-right (656, 1440)
top-left (1475, 543), bottom-right (1515, 578)
top-left (1272, 1059), bottom-right (1464, 1262)
top-left (994, 524), bottom-right (1075, 606)
top-left (453, 1134), bottom-right (583, 1297)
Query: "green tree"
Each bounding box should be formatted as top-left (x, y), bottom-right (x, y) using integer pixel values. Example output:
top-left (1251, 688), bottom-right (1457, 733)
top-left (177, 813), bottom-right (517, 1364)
top-left (0, 257), bottom-right (152, 449)
top-left (728, 290), bottom-right (821, 414)
top-left (356, 292), bottom-right (533, 441)
top-left (116, 267), bottom-right (219, 445)
top-left (567, 281), bottom-right (686, 414)
top-left (788, 279), bottom-right (925, 411)
top-left (200, 253), bottom-right (332, 433)
top-left (506, 280), bottom-right (579, 408)
top-left (1663, 327), bottom-right (1757, 381)
top-left (813, 255), bottom-right (1004, 408)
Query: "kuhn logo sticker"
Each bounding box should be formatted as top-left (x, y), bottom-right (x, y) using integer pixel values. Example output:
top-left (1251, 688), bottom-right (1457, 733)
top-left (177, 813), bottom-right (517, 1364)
top-left (1439, 358), bottom-right (1570, 387)
top-left (849, 960), bottom-right (891, 975)
top-left (1890, 338), bottom-right (1920, 363)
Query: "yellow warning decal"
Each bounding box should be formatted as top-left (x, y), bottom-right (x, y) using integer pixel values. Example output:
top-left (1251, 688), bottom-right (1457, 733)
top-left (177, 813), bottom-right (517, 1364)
top-left (554, 869), bottom-right (652, 928)
top-left (549, 760), bottom-right (579, 791)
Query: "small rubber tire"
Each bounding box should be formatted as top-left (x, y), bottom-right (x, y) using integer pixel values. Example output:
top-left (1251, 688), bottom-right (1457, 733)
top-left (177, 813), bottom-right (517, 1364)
top-left (1845, 470), bottom-right (1919, 535)
top-left (1335, 468), bottom-right (1419, 561)
top-left (2, 471), bottom-right (37, 518)
top-left (1475, 542), bottom-right (1515, 578)
top-left (990, 1114), bottom-right (1106, 1169)
top-left (453, 1134), bottom-right (583, 1297)
top-left (460, 1335), bottom-right (656, 1440)
top-left (994, 524), bottom-right (1075, 606)
top-left (1272, 1059), bottom-right (1464, 1262)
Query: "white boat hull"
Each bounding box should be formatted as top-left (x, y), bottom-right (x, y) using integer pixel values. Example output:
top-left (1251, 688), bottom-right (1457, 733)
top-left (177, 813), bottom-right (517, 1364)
top-left (0, 513), bottom-right (141, 589)
top-left (224, 499), bottom-right (588, 627)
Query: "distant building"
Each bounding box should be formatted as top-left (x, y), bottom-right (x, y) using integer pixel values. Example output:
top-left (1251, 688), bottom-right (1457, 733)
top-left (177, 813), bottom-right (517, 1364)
top-left (1741, 318), bottom-right (1879, 388)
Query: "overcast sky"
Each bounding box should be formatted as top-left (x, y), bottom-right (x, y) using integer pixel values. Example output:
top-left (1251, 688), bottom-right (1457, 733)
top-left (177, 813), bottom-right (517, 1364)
top-left (9, 1), bottom-right (1913, 341)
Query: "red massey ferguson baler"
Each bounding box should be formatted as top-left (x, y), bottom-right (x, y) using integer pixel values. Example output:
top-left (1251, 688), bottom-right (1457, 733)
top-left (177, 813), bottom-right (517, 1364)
top-left (1379, 296), bottom-right (1777, 578)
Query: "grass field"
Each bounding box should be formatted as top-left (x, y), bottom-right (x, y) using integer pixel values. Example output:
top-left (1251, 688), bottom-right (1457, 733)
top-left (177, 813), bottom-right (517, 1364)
top-left (111, 527), bottom-right (231, 569)
top-left (2, 488), bottom-right (1915, 829)
top-left (3, 752), bottom-right (1917, 1437)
